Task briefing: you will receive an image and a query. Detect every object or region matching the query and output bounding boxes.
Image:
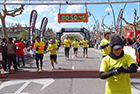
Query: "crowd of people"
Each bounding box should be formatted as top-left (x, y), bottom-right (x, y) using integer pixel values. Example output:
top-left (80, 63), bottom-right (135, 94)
top-left (0, 35), bottom-right (90, 72)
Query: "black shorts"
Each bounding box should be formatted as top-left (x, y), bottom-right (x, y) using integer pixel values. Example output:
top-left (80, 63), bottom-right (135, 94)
top-left (74, 48), bottom-right (78, 52)
top-left (35, 54), bottom-right (43, 60)
top-left (50, 55), bottom-right (57, 61)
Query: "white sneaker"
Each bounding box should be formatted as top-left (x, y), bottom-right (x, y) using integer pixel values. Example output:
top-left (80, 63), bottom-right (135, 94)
top-left (52, 67), bottom-right (55, 70)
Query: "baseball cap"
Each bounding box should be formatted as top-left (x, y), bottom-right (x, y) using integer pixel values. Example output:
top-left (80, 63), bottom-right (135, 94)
top-left (113, 45), bottom-right (123, 49)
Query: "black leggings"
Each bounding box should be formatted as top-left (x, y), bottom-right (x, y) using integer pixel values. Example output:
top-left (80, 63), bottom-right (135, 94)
top-left (8, 54), bottom-right (17, 71)
top-left (83, 47), bottom-right (88, 55)
top-left (35, 54), bottom-right (43, 69)
top-left (65, 47), bottom-right (70, 58)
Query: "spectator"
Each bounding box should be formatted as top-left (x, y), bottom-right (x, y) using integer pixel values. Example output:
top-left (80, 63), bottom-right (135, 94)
top-left (15, 39), bottom-right (25, 67)
top-left (121, 36), bottom-right (126, 46)
top-left (1, 38), bottom-right (8, 71)
top-left (6, 38), bottom-right (18, 72)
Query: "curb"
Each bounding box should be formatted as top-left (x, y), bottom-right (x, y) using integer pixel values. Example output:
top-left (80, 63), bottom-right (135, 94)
top-left (0, 69), bottom-right (140, 81)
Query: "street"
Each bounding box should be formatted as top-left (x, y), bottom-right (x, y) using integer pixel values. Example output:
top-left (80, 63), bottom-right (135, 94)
top-left (0, 47), bottom-right (140, 94)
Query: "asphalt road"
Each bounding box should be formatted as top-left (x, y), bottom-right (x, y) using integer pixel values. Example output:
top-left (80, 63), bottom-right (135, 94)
top-left (0, 46), bottom-right (140, 94)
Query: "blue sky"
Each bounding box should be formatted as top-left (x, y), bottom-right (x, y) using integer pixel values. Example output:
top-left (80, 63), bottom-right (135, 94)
top-left (0, 2), bottom-right (140, 32)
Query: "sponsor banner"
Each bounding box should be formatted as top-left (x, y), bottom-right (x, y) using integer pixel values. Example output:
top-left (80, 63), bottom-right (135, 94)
top-left (30, 10), bottom-right (38, 43)
top-left (40, 17), bottom-right (48, 41)
top-left (93, 25), bottom-right (96, 39)
top-left (116, 9), bottom-right (123, 33)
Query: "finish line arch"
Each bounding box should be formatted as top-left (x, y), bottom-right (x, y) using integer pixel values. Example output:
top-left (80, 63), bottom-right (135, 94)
top-left (56, 27), bottom-right (90, 46)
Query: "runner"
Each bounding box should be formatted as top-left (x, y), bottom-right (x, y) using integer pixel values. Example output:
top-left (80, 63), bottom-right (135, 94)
top-left (100, 32), bottom-right (111, 58)
top-left (34, 36), bottom-right (45, 72)
top-left (99, 35), bottom-right (137, 94)
top-left (55, 38), bottom-right (60, 48)
top-left (47, 39), bottom-right (58, 69)
top-left (63, 35), bottom-right (71, 60)
top-left (72, 38), bottom-right (79, 58)
top-left (80, 38), bottom-right (89, 58)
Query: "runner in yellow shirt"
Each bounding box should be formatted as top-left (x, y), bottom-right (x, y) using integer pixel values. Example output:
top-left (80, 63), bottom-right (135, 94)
top-left (72, 39), bottom-right (80, 58)
top-left (100, 32), bottom-right (111, 58)
top-left (34, 36), bottom-right (45, 72)
top-left (99, 35), bottom-right (137, 94)
top-left (80, 38), bottom-right (89, 58)
top-left (55, 38), bottom-right (60, 47)
top-left (63, 35), bottom-right (71, 60)
top-left (47, 39), bottom-right (58, 69)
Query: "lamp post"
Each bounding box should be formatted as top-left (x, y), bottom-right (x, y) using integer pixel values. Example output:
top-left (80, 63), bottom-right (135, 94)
top-left (102, 12), bottom-right (110, 38)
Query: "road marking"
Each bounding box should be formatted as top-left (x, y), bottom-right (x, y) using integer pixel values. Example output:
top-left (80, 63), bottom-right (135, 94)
top-left (0, 79), bottom-right (54, 94)
top-left (132, 88), bottom-right (140, 94)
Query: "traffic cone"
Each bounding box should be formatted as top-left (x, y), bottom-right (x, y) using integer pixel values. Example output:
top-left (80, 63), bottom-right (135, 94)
top-left (9, 63), bottom-right (15, 73)
top-left (0, 66), bottom-right (7, 78)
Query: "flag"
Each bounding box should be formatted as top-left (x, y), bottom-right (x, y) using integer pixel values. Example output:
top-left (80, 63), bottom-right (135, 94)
top-left (40, 17), bottom-right (48, 41)
top-left (116, 9), bottom-right (123, 34)
top-left (30, 10), bottom-right (38, 43)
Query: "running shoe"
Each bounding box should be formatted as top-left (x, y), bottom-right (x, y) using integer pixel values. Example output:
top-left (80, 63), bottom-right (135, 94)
top-left (40, 68), bottom-right (42, 71)
top-left (86, 55), bottom-right (88, 58)
top-left (83, 55), bottom-right (85, 57)
top-left (52, 67), bottom-right (55, 70)
top-left (36, 68), bottom-right (39, 72)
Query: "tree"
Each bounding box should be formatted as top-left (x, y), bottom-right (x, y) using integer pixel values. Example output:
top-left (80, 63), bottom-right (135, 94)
top-left (43, 28), bottom-right (56, 40)
top-left (121, 9), bottom-right (139, 38)
top-left (0, 5), bottom-right (24, 37)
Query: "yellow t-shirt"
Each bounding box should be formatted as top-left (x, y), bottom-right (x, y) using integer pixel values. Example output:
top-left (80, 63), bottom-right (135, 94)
top-left (72, 41), bottom-right (79, 48)
top-left (34, 41), bottom-right (45, 54)
top-left (63, 39), bottom-right (71, 47)
top-left (100, 39), bottom-right (111, 56)
top-left (80, 40), bottom-right (88, 48)
top-left (47, 44), bottom-right (58, 55)
top-left (100, 54), bottom-right (136, 94)
top-left (55, 39), bottom-right (60, 46)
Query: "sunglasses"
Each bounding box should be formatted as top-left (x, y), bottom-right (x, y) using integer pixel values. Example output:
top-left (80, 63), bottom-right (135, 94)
top-left (112, 48), bottom-right (122, 51)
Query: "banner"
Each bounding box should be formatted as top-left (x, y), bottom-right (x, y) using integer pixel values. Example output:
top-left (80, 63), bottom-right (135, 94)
top-left (97, 20), bottom-right (100, 42)
top-left (116, 9), bottom-right (123, 34)
top-left (40, 17), bottom-right (48, 41)
top-left (30, 10), bottom-right (38, 43)
top-left (93, 25), bottom-right (96, 39)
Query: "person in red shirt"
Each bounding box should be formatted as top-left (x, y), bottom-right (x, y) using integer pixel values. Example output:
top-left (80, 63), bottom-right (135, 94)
top-left (15, 39), bottom-right (25, 67)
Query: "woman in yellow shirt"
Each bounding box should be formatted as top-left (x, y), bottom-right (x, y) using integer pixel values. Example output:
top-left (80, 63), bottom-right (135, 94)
top-left (100, 35), bottom-right (137, 94)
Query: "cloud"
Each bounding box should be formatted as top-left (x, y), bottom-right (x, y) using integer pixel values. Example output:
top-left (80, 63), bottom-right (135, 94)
top-left (105, 7), bottom-right (112, 11)
top-left (66, 5), bottom-right (83, 13)
top-left (5, 17), bottom-right (26, 27)
top-left (130, 8), bottom-right (134, 11)
top-left (47, 22), bottom-right (61, 32)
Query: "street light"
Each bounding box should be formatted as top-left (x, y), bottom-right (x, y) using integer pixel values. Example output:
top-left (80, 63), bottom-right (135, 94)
top-left (102, 12), bottom-right (110, 38)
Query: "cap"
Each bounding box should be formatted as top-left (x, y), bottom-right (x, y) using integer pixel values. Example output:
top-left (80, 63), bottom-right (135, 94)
top-left (113, 45), bottom-right (123, 49)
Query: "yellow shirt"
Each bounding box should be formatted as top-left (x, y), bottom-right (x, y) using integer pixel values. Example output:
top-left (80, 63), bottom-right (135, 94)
top-left (55, 39), bottom-right (60, 46)
top-left (100, 54), bottom-right (136, 94)
top-left (100, 39), bottom-right (111, 56)
top-left (63, 39), bottom-right (71, 47)
top-left (47, 44), bottom-right (58, 55)
top-left (34, 41), bottom-right (45, 54)
top-left (80, 40), bottom-right (88, 48)
top-left (72, 41), bottom-right (79, 48)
